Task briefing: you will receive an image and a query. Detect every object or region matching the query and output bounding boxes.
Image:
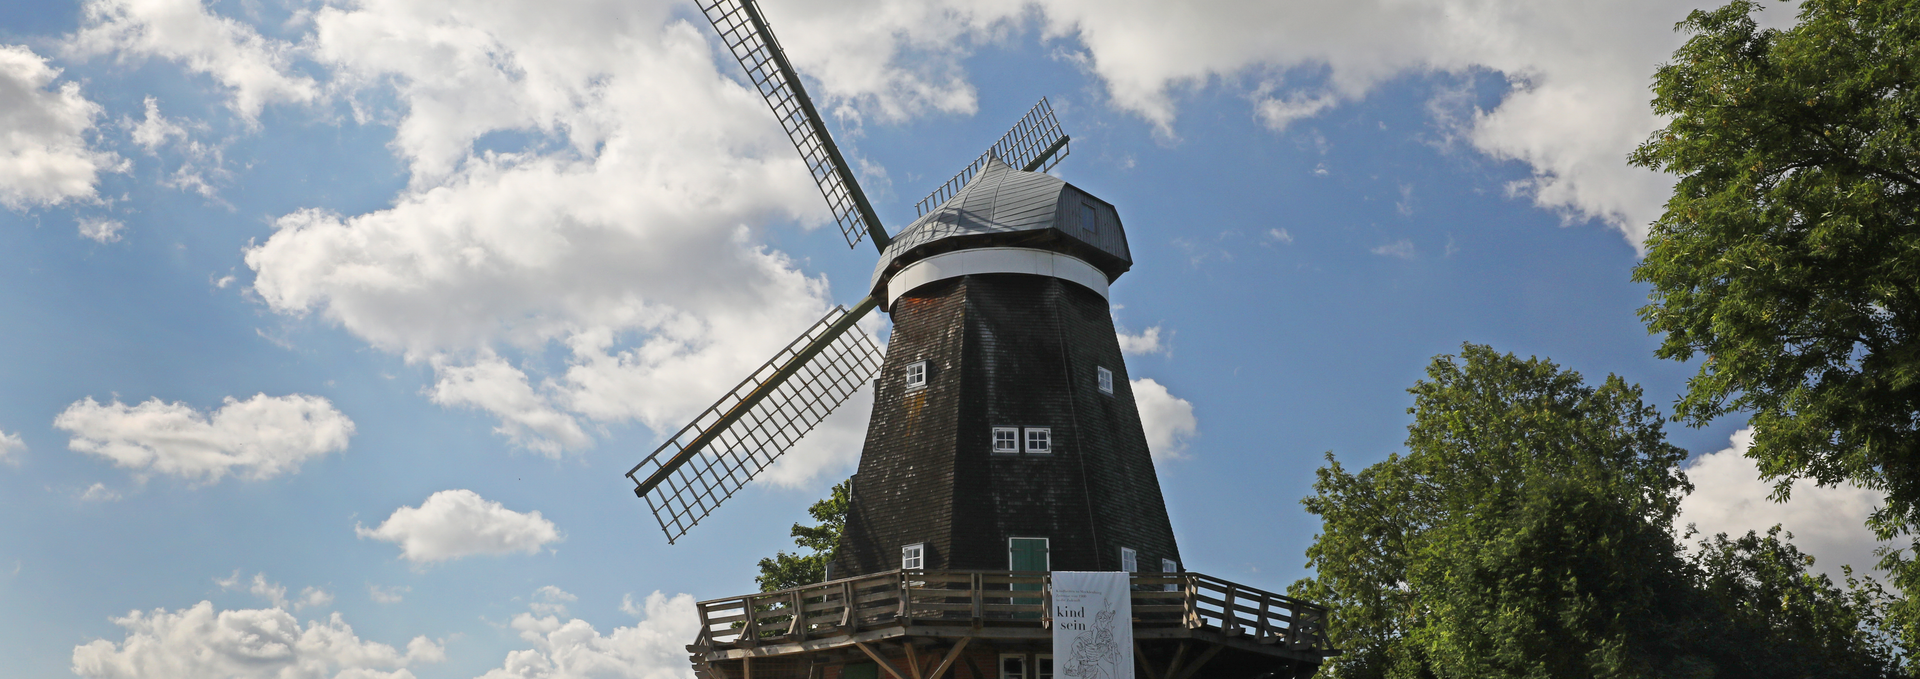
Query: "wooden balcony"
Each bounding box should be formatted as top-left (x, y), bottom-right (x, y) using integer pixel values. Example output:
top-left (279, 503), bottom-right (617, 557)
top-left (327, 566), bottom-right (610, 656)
top-left (688, 570), bottom-right (1332, 679)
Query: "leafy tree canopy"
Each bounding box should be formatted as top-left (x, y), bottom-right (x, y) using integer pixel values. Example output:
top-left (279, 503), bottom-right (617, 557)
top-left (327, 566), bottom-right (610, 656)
top-left (1291, 345), bottom-right (1899, 678)
top-left (756, 479), bottom-right (849, 592)
top-left (1630, 0), bottom-right (1920, 541)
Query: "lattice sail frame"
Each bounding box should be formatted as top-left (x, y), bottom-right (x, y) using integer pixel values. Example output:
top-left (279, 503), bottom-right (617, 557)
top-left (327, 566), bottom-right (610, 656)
top-left (628, 305), bottom-right (885, 543)
top-left (700, 0), bottom-right (883, 250)
top-left (914, 97), bottom-right (1071, 217)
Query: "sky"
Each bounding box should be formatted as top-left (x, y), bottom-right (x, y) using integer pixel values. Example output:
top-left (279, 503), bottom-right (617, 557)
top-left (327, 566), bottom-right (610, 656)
top-left (0, 0), bottom-right (1891, 677)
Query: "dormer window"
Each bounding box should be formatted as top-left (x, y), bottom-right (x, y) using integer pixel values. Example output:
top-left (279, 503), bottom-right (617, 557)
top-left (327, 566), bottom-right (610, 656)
top-left (1079, 202), bottom-right (1097, 232)
top-left (1024, 428), bottom-right (1051, 454)
top-left (1097, 367), bottom-right (1113, 395)
top-left (993, 427), bottom-right (1020, 453)
top-left (906, 361), bottom-right (928, 389)
top-left (902, 543), bottom-right (925, 570)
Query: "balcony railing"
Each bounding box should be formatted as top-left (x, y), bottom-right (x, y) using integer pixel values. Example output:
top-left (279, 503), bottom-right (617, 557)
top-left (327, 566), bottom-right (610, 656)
top-left (693, 569), bottom-right (1330, 653)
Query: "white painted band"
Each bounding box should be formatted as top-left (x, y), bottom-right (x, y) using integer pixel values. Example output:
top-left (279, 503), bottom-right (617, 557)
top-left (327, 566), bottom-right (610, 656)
top-left (886, 247), bottom-right (1110, 307)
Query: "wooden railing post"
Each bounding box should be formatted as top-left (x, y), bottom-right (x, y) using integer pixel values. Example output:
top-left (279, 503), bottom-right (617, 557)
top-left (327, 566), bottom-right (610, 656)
top-left (788, 589), bottom-right (805, 639)
top-left (971, 572), bottom-right (984, 623)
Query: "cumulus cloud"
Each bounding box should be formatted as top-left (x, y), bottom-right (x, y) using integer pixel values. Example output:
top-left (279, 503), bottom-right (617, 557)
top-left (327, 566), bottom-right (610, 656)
top-left (477, 590), bottom-right (699, 679)
top-left (66, 0), bottom-right (319, 120)
top-left (71, 601), bottom-right (444, 679)
top-left (1131, 378), bottom-right (1195, 461)
top-left (78, 483), bottom-right (122, 502)
top-left (356, 489), bottom-right (561, 564)
top-left (368, 585), bottom-right (409, 604)
top-left (1679, 428), bottom-right (1887, 579)
top-left (529, 586), bottom-right (577, 617)
top-left (1371, 239), bottom-right (1416, 260)
top-left (1263, 228), bottom-right (1293, 245)
top-left (1117, 325), bottom-right (1168, 357)
top-left (216, 572), bottom-right (333, 612)
top-left (0, 429), bottom-right (22, 465)
top-left (54, 393), bottom-right (355, 484)
top-left (77, 217), bottom-right (125, 243)
top-left (0, 44), bottom-right (113, 209)
top-left (243, 0), bottom-right (866, 460)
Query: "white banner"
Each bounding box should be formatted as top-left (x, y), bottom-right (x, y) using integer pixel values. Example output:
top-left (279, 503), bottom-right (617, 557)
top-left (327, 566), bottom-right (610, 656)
top-left (1051, 571), bottom-right (1133, 679)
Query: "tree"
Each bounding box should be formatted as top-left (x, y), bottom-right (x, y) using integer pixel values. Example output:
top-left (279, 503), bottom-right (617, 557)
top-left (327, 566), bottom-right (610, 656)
top-left (1629, 0), bottom-right (1920, 565)
top-left (1290, 345), bottom-right (1899, 678)
top-left (756, 479), bottom-right (849, 592)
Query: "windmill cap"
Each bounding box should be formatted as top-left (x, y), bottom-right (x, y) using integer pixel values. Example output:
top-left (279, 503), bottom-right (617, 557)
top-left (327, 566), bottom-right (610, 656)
top-left (870, 157), bottom-right (1131, 309)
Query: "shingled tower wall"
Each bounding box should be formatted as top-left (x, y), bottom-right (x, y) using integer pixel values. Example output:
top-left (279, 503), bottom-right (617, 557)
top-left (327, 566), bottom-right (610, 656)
top-left (836, 271), bottom-right (1181, 576)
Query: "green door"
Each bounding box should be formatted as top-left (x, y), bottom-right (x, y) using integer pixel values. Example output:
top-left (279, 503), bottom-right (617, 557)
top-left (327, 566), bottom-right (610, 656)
top-left (1009, 537), bottom-right (1049, 571)
top-left (842, 662), bottom-right (879, 679)
top-left (1009, 538), bottom-right (1048, 618)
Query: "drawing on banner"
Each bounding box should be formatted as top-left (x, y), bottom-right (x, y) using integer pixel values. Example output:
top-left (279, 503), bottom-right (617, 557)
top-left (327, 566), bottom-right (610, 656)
top-left (1052, 571), bottom-right (1132, 679)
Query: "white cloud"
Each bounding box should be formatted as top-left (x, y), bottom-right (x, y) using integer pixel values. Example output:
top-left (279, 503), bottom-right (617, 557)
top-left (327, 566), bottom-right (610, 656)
top-left (1131, 377), bottom-right (1195, 461)
top-left (124, 96), bottom-right (227, 197)
top-left (78, 483), bottom-right (122, 502)
top-left (245, 3), bottom-right (860, 459)
top-left (1263, 228), bottom-right (1293, 245)
top-left (356, 489), bottom-right (561, 564)
top-left (1371, 239), bottom-right (1416, 260)
top-left (1117, 325), bottom-right (1168, 357)
top-left (529, 586), bottom-right (577, 617)
top-left (428, 353), bottom-right (589, 458)
top-left (215, 572), bottom-right (331, 611)
top-left (1254, 90), bottom-right (1338, 132)
top-left (0, 429), bottom-right (22, 465)
top-left (1679, 428), bottom-right (1887, 579)
top-left (477, 590), bottom-right (699, 679)
top-left (368, 585), bottom-right (409, 604)
top-left (55, 393), bottom-right (355, 484)
top-left (0, 44), bottom-right (113, 209)
top-left (78, 217), bottom-right (125, 243)
top-left (66, 0), bottom-right (319, 121)
top-left (71, 601), bottom-right (444, 679)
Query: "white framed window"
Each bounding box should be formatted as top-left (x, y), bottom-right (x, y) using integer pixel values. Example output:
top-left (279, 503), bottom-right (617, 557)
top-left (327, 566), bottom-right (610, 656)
top-left (905, 361), bottom-right (928, 389)
top-left (992, 427), bottom-right (1020, 453)
top-left (1162, 559), bottom-right (1180, 591)
top-left (1000, 654), bottom-right (1026, 679)
top-left (997, 654), bottom-right (1053, 679)
top-left (1121, 547), bottom-right (1138, 573)
top-left (901, 543), bottom-right (924, 570)
top-left (1096, 366), bottom-right (1113, 395)
top-left (1023, 427), bottom-right (1051, 454)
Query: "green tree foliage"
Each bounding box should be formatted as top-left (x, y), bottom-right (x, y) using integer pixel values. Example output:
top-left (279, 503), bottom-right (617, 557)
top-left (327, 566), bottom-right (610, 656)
top-left (755, 479), bottom-right (849, 592)
top-left (1630, 0), bottom-right (1920, 555)
top-left (1291, 345), bottom-right (1898, 678)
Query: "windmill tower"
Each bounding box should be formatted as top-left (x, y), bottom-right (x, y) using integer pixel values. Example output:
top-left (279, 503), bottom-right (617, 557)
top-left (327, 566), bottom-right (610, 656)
top-left (624, 1), bottom-right (1334, 677)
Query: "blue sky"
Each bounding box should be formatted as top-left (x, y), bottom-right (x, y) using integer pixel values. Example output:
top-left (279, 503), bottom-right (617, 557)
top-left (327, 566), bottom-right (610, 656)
top-left (0, 0), bottom-right (1887, 677)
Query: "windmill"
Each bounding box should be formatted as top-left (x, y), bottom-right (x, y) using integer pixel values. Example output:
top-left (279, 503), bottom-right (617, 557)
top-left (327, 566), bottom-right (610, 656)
top-left (631, 2), bottom-right (1335, 676)
top-left (625, 0), bottom-right (1087, 548)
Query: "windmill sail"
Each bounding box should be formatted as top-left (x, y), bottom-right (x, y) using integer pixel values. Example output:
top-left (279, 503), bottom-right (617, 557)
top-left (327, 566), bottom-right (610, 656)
top-left (913, 97), bottom-right (1071, 217)
top-left (698, 0), bottom-right (887, 251)
top-left (627, 298), bottom-right (883, 543)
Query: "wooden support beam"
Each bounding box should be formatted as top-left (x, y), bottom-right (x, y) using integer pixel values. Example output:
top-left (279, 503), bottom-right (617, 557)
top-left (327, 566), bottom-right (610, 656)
top-left (855, 641), bottom-right (909, 679)
top-left (743, 656), bottom-right (753, 679)
top-left (962, 654), bottom-right (985, 679)
top-left (1162, 642), bottom-right (1191, 679)
top-left (904, 641), bottom-right (924, 679)
top-left (927, 637), bottom-right (973, 679)
top-left (1133, 642), bottom-right (1162, 679)
top-left (1169, 644), bottom-right (1224, 679)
